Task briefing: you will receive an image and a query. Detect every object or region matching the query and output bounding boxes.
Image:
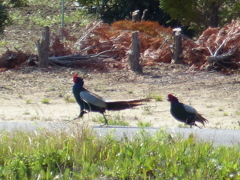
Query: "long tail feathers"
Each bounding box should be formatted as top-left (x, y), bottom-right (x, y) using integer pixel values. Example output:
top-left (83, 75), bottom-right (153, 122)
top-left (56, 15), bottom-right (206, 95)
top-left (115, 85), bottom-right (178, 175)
top-left (195, 113), bottom-right (209, 126)
top-left (106, 98), bottom-right (150, 110)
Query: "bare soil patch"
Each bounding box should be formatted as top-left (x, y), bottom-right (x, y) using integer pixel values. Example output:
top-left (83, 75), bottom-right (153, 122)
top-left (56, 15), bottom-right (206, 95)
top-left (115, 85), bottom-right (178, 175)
top-left (0, 64), bottom-right (239, 129)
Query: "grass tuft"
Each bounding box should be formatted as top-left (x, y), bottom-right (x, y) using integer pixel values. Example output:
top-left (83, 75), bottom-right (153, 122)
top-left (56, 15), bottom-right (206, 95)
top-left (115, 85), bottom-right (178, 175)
top-left (26, 99), bottom-right (31, 104)
top-left (41, 98), bottom-right (50, 104)
top-left (147, 93), bottom-right (163, 101)
top-left (92, 115), bottom-right (129, 126)
top-left (64, 96), bottom-right (76, 103)
top-left (137, 121), bottom-right (152, 127)
top-left (218, 107), bottom-right (224, 111)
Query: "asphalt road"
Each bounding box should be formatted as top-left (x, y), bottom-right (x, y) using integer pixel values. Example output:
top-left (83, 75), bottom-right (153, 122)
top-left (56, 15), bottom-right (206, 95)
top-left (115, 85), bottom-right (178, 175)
top-left (0, 121), bottom-right (240, 146)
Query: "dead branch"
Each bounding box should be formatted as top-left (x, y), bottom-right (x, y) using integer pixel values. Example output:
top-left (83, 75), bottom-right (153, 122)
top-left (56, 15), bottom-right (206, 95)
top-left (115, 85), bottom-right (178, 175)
top-left (207, 53), bottom-right (234, 63)
top-left (207, 41), bottom-right (235, 64)
top-left (48, 50), bottom-right (115, 66)
top-left (214, 39), bottom-right (226, 56)
top-left (74, 21), bottom-right (102, 51)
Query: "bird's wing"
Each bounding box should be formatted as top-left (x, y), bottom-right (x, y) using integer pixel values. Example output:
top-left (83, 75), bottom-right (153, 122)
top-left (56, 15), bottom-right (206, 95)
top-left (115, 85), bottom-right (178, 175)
top-left (80, 90), bottom-right (107, 108)
top-left (183, 104), bottom-right (197, 114)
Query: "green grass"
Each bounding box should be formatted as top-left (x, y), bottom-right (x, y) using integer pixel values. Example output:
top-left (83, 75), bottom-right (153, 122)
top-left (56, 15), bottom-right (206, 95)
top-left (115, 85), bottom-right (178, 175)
top-left (223, 112), bottom-right (229, 116)
top-left (18, 94), bottom-right (23, 98)
top-left (41, 98), bottom-right (50, 104)
top-left (137, 121), bottom-right (152, 127)
top-left (64, 96), bottom-right (76, 103)
top-left (147, 93), bottom-right (163, 101)
top-left (218, 107), bottom-right (224, 111)
top-left (0, 127), bottom-right (239, 179)
top-left (92, 115), bottom-right (129, 126)
top-left (25, 99), bottom-right (32, 104)
top-left (206, 104), bottom-right (213, 108)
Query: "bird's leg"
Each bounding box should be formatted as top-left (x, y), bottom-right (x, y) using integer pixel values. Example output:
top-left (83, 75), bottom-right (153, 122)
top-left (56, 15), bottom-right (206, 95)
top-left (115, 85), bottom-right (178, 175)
top-left (194, 123), bottom-right (202, 129)
top-left (189, 122), bottom-right (202, 129)
top-left (186, 118), bottom-right (193, 128)
top-left (72, 110), bottom-right (87, 120)
top-left (102, 113), bottom-right (108, 125)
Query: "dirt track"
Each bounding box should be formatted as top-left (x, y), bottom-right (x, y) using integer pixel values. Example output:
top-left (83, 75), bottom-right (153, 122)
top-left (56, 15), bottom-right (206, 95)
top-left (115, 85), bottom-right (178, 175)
top-left (0, 64), bottom-right (239, 129)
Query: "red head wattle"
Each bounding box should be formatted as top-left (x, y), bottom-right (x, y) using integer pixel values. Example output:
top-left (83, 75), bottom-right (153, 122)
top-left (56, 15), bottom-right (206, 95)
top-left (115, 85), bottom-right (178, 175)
top-left (168, 94), bottom-right (176, 102)
top-left (73, 75), bottom-right (78, 83)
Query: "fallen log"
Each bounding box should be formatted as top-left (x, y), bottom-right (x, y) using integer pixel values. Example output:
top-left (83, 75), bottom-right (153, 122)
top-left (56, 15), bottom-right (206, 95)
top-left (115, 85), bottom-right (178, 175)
top-left (207, 52), bottom-right (234, 64)
top-left (48, 53), bottom-right (119, 67)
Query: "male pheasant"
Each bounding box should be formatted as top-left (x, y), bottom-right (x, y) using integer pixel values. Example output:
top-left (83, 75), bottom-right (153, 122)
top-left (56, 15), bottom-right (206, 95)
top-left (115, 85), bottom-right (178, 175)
top-left (72, 75), bottom-right (149, 125)
top-left (168, 94), bottom-right (208, 128)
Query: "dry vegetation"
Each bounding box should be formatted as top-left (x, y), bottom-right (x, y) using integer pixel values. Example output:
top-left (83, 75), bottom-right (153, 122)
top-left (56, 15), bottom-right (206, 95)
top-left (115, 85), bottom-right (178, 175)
top-left (0, 19), bottom-right (240, 73)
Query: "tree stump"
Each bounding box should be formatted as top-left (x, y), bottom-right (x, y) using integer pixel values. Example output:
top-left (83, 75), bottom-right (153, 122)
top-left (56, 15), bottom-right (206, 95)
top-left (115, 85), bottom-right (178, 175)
top-left (36, 26), bottom-right (50, 68)
top-left (172, 27), bottom-right (183, 63)
top-left (128, 31), bottom-right (142, 73)
top-left (131, 10), bottom-right (140, 22)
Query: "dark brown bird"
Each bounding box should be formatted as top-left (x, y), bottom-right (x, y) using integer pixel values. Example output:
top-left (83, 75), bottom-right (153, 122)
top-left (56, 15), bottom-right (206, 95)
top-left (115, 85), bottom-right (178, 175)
top-left (168, 94), bottom-right (208, 128)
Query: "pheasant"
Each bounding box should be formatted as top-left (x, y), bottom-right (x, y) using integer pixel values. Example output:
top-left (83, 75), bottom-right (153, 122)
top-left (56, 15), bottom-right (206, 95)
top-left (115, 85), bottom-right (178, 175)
top-left (72, 75), bottom-right (149, 125)
top-left (167, 94), bottom-right (208, 128)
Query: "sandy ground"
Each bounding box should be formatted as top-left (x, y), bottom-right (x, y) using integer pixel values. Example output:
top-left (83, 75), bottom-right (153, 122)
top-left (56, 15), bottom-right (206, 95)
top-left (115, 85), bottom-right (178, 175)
top-left (0, 64), bottom-right (239, 129)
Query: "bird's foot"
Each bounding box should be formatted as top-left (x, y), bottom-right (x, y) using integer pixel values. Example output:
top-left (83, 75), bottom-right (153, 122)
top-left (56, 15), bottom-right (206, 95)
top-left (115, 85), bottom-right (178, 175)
top-left (100, 122), bottom-right (108, 126)
top-left (193, 123), bottom-right (202, 129)
top-left (72, 111), bottom-right (87, 121)
top-left (72, 117), bottom-right (80, 121)
top-left (196, 125), bottom-right (202, 129)
top-left (190, 123), bottom-right (202, 129)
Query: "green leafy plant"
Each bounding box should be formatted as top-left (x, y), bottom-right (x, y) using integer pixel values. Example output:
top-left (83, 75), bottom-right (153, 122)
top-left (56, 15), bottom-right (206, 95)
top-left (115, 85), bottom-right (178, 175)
top-left (137, 121), bottom-right (152, 127)
top-left (41, 98), bottom-right (50, 104)
top-left (0, 127), bottom-right (239, 179)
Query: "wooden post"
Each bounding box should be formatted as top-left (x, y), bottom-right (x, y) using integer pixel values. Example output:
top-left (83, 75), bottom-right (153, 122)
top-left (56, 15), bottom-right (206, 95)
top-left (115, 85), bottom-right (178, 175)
top-left (36, 26), bottom-right (50, 68)
top-left (172, 27), bottom-right (182, 63)
top-left (131, 10), bottom-right (140, 22)
top-left (129, 31), bottom-right (142, 73)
